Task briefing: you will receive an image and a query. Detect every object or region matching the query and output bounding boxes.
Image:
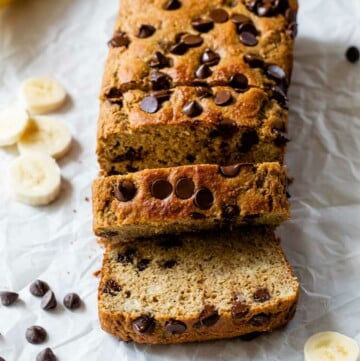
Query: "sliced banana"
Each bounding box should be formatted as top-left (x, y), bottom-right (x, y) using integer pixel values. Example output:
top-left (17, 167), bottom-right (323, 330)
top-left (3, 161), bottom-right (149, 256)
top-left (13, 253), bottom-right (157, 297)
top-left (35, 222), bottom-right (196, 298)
top-left (18, 116), bottom-right (72, 159)
top-left (20, 77), bottom-right (67, 114)
top-left (304, 331), bottom-right (359, 361)
top-left (0, 106), bottom-right (29, 146)
top-left (10, 152), bottom-right (61, 206)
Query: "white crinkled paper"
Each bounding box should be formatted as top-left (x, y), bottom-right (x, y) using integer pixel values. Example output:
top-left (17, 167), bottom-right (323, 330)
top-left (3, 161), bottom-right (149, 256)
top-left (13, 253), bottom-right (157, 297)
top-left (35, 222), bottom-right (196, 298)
top-left (1, 0), bottom-right (360, 360)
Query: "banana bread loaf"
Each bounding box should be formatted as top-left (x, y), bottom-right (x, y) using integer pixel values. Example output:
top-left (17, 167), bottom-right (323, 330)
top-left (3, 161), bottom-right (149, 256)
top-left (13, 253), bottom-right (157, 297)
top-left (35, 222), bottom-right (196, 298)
top-left (93, 163), bottom-right (289, 241)
top-left (98, 227), bottom-right (299, 344)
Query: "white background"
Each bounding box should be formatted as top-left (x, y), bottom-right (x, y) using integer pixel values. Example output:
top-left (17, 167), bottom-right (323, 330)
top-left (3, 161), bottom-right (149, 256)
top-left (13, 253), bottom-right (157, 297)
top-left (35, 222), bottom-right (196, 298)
top-left (1, 0), bottom-right (360, 360)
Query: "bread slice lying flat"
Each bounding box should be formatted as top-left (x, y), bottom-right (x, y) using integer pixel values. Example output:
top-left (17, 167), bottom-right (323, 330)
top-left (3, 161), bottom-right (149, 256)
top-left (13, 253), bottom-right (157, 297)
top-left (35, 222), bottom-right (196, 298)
top-left (98, 227), bottom-right (299, 344)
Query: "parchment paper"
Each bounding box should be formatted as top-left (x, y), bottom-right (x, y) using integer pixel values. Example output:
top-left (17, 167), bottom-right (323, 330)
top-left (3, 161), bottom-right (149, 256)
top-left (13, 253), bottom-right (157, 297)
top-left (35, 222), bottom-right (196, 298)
top-left (1, 0), bottom-right (360, 360)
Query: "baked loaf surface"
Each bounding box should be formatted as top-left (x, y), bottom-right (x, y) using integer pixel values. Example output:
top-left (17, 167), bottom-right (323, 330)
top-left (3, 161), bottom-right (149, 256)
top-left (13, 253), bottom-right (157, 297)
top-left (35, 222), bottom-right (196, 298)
top-left (98, 227), bottom-right (299, 344)
top-left (93, 163), bottom-right (289, 241)
top-left (98, 86), bottom-right (289, 175)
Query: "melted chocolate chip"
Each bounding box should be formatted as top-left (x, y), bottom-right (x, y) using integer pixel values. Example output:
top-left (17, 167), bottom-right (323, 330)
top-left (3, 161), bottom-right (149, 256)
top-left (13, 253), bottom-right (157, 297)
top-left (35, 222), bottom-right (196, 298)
top-left (25, 326), bottom-right (47, 344)
top-left (170, 42), bottom-right (188, 55)
top-left (108, 31), bottom-right (130, 48)
top-left (192, 18), bottom-right (214, 33)
top-left (183, 100), bottom-right (203, 117)
top-left (133, 316), bottom-right (155, 334)
top-left (247, 0), bottom-right (290, 17)
top-left (209, 8), bottom-right (229, 23)
top-left (150, 71), bottom-right (172, 90)
top-left (137, 259), bottom-right (151, 271)
top-left (231, 13), bottom-right (252, 25)
top-left (196, 86), bottom-right (213, 98)
top-left (30, 280), bottom-right (50, 297)
top-left (266, 64), bottom-right (287, 83)
top-left (253, 288), bottom-right (271, 302)
top-left (238, 130), bottom-right (259, 152)
top-left (222, 205), bottom-right (240, 219)
top-left (249, 313), bottom-right (271, 326)
top-left (271, 85), bottom-right (288, 108)
top-left (151, 179), bottom-right (173, 199)
top-left (166, 319), bottom-right (187, 334)
top-left (231, 301), bottom-right (250, 319)
top-left (103, 280), bottom-right (122, 294)
top-left (41, 291), bottom-right (57, 310)
top-left (217, 119), bottom-right (238, 138)
top-left (163, 0), bottom-right (181, 10)
top-left (229, 73), bottom-right (249, 92)
top-left (117, 248), bottom-right (136, 264)
top-left (105, 87), bottom-right (122, 99)
top-left (195, 64), bottom-right (212, 79)
top-left (244, 53), bottom-right (264, 68)
top-left (36, 348), bottom-right (57, 361)
top-left (194, 188), bottom-right (214, 210)
top-left (140, 96), bottom-right (159, 113)
top-left (193, 306), bottom-right (220, 328)
top-left (162, 260), bottom-right (177, 269)
top-left (63, 293), bottom-right (82, 310)
top-left (190, 212), bottom-right (206, 219)
top-left (201, 49), bottom-right (221, 66)
top-left (183, 35), bottom-right (203, 47)
top-left (219, 164), bottom-right (241, 177)
top-left (0, 291), bottom-right (18, 306)
top-left (214, 90), bottom-right (232, 106)
top-left (149, 51), bottom-right (170, 68)
top-left (239, 31), bottom-right (258, 46)
top-left (114, 180), bottom-right (137, 202)
top-left (137, 24), bottom-right (156, 38)
top-left (175, 177), bottom-right (195, 199)
top-left (238, 22), bottom-right (258, 36)
top-left (273, 128), bottom-right (290, 146)
top-left (346, 46), bottom-right (360, 64)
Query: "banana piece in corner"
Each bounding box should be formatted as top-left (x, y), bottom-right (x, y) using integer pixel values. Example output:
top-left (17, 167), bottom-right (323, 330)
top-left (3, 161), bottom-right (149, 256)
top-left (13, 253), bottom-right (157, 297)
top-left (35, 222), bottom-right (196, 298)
top-left (304, 331), bottom-right (359, 361)
top-left (10, 152), bottom-right (61, 206)
top-left (20, 77), bottom-right (67, 115)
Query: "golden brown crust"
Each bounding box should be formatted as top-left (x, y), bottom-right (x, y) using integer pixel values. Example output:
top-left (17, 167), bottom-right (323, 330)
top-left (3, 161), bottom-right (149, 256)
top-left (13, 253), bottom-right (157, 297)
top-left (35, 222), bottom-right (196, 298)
top-left (92, 163), bottom-right (289, 241)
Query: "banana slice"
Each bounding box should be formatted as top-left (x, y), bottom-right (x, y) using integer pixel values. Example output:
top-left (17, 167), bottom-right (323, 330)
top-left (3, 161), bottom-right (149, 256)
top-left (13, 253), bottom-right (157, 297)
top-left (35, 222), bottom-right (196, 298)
top-left (18, 116), bottom-right (72, 159)
top-left (10, 152), bottom-right (61, 206)
top-left (20, 77), bottom-right (67, 114)
top-left (0, 106), bottom-right (29, 146)
top-left (304, 331), bottom-right (359, 361)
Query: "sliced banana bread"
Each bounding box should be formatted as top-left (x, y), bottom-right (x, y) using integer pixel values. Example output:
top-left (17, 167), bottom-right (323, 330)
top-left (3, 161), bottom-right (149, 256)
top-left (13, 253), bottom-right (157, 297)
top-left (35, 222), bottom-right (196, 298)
top-left (98, 227), bottom-right (299, 344)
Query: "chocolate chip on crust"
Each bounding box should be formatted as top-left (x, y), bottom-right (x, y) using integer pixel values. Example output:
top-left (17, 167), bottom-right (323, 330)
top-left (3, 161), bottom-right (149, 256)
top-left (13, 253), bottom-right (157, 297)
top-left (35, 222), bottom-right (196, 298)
top-left (133, 316), bottom-right (155, 334)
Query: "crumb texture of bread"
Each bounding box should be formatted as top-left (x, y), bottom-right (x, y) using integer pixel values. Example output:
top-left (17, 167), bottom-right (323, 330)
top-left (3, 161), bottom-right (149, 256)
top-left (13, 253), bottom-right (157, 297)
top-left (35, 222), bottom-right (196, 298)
top-left (93, 163), bottom-right (289, 241)
top-left (98, 227), bottom-right (299, 344)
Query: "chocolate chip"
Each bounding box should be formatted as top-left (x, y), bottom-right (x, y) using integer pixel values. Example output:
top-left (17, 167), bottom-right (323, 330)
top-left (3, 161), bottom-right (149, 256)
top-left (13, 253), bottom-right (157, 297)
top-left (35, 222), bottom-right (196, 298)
top-left (108, 31), bottom-right (130, 48)
top-left (229, 73), bottom-right (249, 91)
top-left (183, 35), bottom-right (203, 47)
top-left (158, 236), bottom-right (182, 249)
top-left (243, 53), bottom-right (264, 68)
top-left (231, 301), bottom-right (250, 319)
top-left (162, 260), bottom-right (177, 269)
top-left (136, 24), bottom-right (156, 39)
top-left (231, 13), bottom-right (252, 25)
top-left (245, 0), bottom-right (259, 12)
top-left (151, 179), bottom-right (173, 199)
top-left (271, 85), bottom-right (288, 108)
top-left (163, 0), bottom-right (181, 10)
top-left (214, 90), bottom-right (232, 106)
top-left (196, 86), bottom-right (213, 98)
top-left (201, 49), bottom-right (220, 66)
top-left (209, 8), bottom-right (229, 23)
top-left (194, 188), bottom-right (214, 210)
top-left (190, 212), bottom-right (206, 219)
top-left (103, 280), bottom-right (122, 294)
top-left (253, 288), bottom-right (271, 302)
top-left (193, 306), bottom-right (219, 328)
top-left (287, 22), bottom-right (298, 39)
top-left (140, 96), bottom-right (159, 113)
top-left (346, 46), bottom-right (360, 64)
top-left (273, 128), bottom-right (290, 146)
top-left (41, 290), bottom-right (57, 310)
top-left (222, 205), bottom-right (240, 219)
top-left (249, 313), bottom-right (271, 326)
top-left (133, 316), bottom-right (155, 334)
top-left (98, 230), bottom-right (119, 238)
top-left (0, 291), bottom-right (18, 306)
top-left (183, 100), bottom-right (203, 117)
top-left (192, 18), bottom-right (214, 33)
top-left (149, 51), bottom-right (170, 68)
top-left (219, 164), bottom-right (241, 177)
top-left (137, 259), bottom-right (151, 271)
top-left (217, 119), bottom-right (238, 138)
top-left (166, 319), bottom-right (187, 334)
top-left (105, 87), bottom-right (122, 99)
top-left (239, 332), bottom-right (262, 341)
top-left (117, 248), bottom-right (136, 264)
top-left (30, 280), bottom-right (50, 297)
top-left (150, 71), bottom-right (172, 90)
top-left (257, 3), bottom-right (273, 17)
top-left (239, 31), bottom-right (258, 46)
top-left (195, 64), bottom-right (212, 79)
top-left (175, 177), bottom-right (195, 199)
top-left (170, 42), bottom-right (188, 55)
top-left (25, 326), bottom-right (47, 344)
top-left (63, 293), bottom-right (82, 310)
top-left (266, 64), bottom-right (287, 83)
top-left (36, 348), bottom-right (57, 361)
top-left (114, 180), bottom-right (137, 202)
top-left (238, 130), bottom-right (259, 152)
top-left (151, 89), bottom-right (172, 102)
top-left (285, 8), bottom-right (297, 23)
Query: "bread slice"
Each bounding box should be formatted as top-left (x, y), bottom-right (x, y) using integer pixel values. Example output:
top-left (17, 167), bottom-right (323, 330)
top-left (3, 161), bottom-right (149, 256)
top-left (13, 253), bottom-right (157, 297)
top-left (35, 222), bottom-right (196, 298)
top-left (92, 163), bottom-right (289, 241)
top-left (98, 227), bottom-right (299, 344)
